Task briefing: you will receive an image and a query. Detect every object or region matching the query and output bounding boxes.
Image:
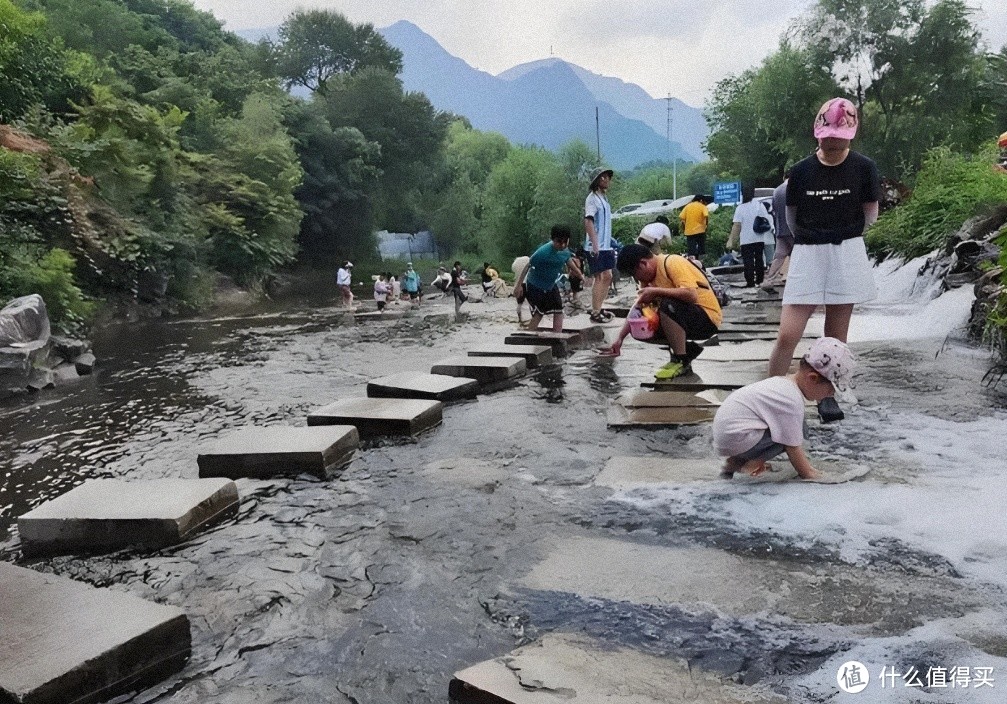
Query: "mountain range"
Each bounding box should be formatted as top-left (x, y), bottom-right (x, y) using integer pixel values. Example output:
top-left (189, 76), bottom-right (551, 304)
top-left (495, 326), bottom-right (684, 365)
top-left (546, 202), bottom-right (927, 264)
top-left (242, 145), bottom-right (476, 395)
top-left (237, 21), bottom-right (708, 169)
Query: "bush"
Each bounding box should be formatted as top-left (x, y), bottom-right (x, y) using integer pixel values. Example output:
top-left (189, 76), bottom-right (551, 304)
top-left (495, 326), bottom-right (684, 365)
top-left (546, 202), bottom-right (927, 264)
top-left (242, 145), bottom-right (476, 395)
top-left (2, 248), bottom-right (94, 331)
top-left (867, 145), bottom-right (1007, 260)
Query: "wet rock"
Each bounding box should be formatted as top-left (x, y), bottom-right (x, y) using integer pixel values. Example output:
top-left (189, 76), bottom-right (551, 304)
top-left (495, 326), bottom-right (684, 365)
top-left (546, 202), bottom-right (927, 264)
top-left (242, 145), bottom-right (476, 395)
top-left (137, 267), bottom-right (170, 303)
top-left (26, 368), bottom-right (55, 392)
top-left (0, 294), bottom-right (51, 347)
top-left (50, 335), bottom-right (88, 363)
top-left (73, 352), bottom-right (96, 376)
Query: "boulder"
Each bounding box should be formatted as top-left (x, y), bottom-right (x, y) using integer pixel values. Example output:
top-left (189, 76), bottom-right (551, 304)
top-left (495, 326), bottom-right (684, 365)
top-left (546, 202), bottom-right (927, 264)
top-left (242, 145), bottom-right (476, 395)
top-left (74, 353), bottom-right (96, 376)
top-left (50, 336), bottom-right (88, 363)
top-left (0, 294), bottom-right (50, 348)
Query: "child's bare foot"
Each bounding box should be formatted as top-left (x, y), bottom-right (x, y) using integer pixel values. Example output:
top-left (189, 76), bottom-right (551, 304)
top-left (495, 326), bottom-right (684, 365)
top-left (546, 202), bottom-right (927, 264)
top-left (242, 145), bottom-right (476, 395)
top-left (797, 468), bottom-right (824, 480)
top-left (742, 459), bottom-right (768, 477)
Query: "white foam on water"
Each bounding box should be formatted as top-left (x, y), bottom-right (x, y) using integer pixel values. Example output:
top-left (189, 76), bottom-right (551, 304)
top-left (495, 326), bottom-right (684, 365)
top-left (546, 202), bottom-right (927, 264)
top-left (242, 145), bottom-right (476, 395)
top-left (846, 255), bottom-right (975, 343)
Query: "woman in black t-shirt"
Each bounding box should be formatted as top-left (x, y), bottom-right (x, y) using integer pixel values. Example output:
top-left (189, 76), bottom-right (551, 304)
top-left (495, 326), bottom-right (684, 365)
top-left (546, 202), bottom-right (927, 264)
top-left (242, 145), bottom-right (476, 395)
top-left (768, 98), bottom-right (880, 419)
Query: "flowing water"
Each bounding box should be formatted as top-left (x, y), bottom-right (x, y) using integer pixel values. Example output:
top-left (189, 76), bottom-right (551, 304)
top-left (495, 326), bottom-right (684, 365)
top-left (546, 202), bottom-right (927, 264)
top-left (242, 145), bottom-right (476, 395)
top-left (2, 265), bottom-right (1007, 703)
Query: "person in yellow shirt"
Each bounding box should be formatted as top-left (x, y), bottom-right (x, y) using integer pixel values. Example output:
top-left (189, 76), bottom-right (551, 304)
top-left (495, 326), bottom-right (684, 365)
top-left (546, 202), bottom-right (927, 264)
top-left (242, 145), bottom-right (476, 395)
top-left (678, 195), bottom-right (710, 257)
top-left (598, 243), bottom-right (722, 379)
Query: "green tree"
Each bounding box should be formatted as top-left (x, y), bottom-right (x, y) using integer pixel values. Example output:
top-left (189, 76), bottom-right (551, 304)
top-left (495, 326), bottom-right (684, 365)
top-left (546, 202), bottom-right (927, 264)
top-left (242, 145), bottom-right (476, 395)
top-left (705, 42), bottom-right (837, 185)
top-left (796, 0), bottom-right (988, 178)
top-left (282, 100), bottom-right (381, 264)
top-left (272, 9), bottom-right (401, 95)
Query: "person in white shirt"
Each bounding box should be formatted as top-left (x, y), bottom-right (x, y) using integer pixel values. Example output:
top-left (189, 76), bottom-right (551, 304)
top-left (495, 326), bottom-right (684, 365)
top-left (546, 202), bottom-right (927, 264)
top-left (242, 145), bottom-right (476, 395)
top-left (336, 262), bottom-right (353, 307)
top-left (726, 186), bottom-right (773, 287)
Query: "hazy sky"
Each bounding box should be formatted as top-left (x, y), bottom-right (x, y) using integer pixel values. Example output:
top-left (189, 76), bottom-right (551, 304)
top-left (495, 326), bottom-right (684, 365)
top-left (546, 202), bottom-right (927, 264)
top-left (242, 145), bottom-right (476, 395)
top-left (191, 0), bottom-right (1007, 108)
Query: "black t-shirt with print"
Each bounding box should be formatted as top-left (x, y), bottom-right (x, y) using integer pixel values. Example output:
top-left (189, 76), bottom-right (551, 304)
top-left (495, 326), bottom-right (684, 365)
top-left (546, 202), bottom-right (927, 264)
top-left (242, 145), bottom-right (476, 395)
top-left (786, 151), bottom-right (880, 244)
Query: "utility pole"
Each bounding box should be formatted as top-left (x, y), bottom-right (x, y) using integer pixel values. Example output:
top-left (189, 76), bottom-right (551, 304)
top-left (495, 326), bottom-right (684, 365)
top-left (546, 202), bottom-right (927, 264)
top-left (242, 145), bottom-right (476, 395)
top-left (595, 106), bottom-right (601, 161)
top-left (666, 95), bottom-right (677, 201)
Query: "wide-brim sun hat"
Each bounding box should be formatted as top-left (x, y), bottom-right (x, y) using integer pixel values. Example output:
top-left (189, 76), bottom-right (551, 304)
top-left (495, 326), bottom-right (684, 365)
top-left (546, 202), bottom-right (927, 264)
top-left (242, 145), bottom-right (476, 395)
top-left (588, 166), bottom-right (614, 189)
top-left (814, 98), bottom-right (859, 140)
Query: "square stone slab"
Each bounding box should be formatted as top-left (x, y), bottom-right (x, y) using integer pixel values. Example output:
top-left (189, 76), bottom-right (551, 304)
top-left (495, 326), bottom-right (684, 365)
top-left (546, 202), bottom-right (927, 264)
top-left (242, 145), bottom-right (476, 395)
top-left (197, 426), bottom-right (359, 479)
top-left (354, 310), bottom-right (406, 322)
top-left (430, 356), bottom-right (526, 385)
top-left (615, 389), bottom-right (729, 408)
top-left (533, 318), bottom-right (605, 343)
top-left (18, 478), bottom-right (239, 557)
top-left (699, 339), bottom-right (811, 363)
top-left (307, 397), bottom-right (443, 439)
top-left (0, 563), bottom-right (190, 704)
top-left (642, 360), bottom-right (797, 391)
top-left (449, 633), bottom-right (785, 704)
top-left (607, 405), bottom-right (717, 427)
top-left (367, 372), bottom-right (478, 402)
top-left (468, 344), bottom-right (553, 368)
top-left (505, 331), bottom-right (578, 357)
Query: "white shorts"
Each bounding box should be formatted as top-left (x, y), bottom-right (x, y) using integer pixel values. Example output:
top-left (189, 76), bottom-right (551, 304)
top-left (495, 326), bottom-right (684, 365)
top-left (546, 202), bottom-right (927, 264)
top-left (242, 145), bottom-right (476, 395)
top-left (782, 237), bottom-right (877, 305)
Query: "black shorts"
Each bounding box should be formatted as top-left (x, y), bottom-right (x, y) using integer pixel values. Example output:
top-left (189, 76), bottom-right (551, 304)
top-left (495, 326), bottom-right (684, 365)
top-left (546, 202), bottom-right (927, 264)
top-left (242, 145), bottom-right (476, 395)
top-left (406, 289), bottom-right (420, 299)
top-left (657, 299), bottom-right (718, 340)
top-left (525, 283), bottom-right (563, 316)
top-left (586, 249), bottom-right (616, 274)
top-left (570, 276), bottom-right (584, 293)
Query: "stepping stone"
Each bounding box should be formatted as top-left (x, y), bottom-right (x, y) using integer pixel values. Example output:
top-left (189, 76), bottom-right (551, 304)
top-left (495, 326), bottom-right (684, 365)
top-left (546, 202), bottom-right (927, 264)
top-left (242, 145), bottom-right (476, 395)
top-left (607, 404), bottom-right (717, 427)
top-left (197, 426), bottom-right (359, 479)
top-left (0, 563), bottom-right (190, 704)
top-left (449, 632), bottom-right (785, 704)
top-left (699, 339), bottom-right (810, 362)
top-left (367, 372), bottom-right (478, 401)
top-left (615, 389), bottom-right (730, 407)
top-left (18, 478), bottom-right (239, 557)
top-left (354, 310), bottom-right (406, 322)
top-left (430, 356), bottom-right (526, 385)
top-left (641, 360), bottom-right (796, 391)
top-left (307, 398), bottom-right (443, 439)
top-left (595, 457), bottom-right (865, 488)
top-left (534, 319), bottom-right (605, 343)
top-left (469, 344), bottom-right (553, 368)
top-left (505, 331), bottom-right (578, 357)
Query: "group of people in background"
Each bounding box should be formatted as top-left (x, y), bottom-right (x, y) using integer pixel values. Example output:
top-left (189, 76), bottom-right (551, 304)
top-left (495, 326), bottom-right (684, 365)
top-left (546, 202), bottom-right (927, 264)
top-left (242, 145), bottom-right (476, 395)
top-left (337, 96), bottom-right (880, 481)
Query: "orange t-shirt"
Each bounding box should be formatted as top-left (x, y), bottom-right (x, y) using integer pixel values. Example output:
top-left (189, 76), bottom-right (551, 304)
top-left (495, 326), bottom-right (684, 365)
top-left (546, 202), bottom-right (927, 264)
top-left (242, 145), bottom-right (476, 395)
top-left (653, 254), bottom-right (722, 326)
top-left (679, 201), bottom-right (709, 236)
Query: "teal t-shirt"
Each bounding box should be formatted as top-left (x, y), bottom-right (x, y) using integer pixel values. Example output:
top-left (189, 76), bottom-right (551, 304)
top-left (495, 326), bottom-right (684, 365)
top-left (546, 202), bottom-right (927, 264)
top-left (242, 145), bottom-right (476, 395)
top-left (526, 242), bottom-right (573, 290)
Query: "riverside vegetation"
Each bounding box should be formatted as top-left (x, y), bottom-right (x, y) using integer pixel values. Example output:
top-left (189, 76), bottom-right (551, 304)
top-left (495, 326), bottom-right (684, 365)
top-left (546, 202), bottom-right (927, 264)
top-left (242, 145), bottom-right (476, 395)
top-left (2, 0), bottom-right (1007, 367)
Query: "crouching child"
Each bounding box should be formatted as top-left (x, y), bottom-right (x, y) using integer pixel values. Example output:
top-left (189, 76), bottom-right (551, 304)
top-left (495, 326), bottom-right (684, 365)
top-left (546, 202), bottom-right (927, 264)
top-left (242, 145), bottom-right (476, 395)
top-left (712, 337), bottom-right (855, 480)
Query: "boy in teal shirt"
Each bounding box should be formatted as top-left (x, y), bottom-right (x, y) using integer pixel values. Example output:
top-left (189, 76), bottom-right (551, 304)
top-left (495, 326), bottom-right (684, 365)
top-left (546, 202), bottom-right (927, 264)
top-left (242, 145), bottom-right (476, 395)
top-left (514, 226), bottom-right (584, 332)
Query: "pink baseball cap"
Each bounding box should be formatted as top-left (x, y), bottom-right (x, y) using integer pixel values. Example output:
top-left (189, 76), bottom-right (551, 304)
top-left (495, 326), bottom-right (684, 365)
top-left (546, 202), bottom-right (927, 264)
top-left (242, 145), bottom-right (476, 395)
top-left (814, 98), bottom-right (858, 140)
top-left (803, 337), bottom-right (855, 392)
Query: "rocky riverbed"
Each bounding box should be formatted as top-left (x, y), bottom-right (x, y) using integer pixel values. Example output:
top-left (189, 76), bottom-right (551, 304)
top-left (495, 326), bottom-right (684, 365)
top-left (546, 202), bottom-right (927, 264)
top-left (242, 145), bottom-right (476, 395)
top-left (3, 269), bottom-right (1007, 703)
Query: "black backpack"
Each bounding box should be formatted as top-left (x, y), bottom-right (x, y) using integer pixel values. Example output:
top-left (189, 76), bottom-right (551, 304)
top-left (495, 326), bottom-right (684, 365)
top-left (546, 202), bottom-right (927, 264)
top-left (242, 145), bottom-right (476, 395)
top-left (663, 255), bottom-right (730, 308)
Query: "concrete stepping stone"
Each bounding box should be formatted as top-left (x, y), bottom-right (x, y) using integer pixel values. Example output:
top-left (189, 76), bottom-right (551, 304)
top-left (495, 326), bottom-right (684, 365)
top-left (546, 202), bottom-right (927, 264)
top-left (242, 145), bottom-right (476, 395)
top-left (505, 331), bottom-right (578, 357)
top-left (430, 356), bottom-right (526, 385)
top-left (354, 310), bottom-right (406, 322)
top-left (0, 562), bottom-right (190, 704)
top-left (197, 426), bottom-right (359, 479)
top-left (594, 456), bottom-right (867, 488)
top-left (641, 360), bottom-right (797, 391)
top-left (367, 372), bottom-right (478, 401)
top-left (18, 478), bottom-right (238, 557)
top-left (608, 389), bottom-right (727, 427)
top-left (607, 404), bottom-right (717, 427)
top-left (469, 344), bottom-right (553, 368)
top-left (307, 397), bottom-right (442, 439)
top-left (449, 632), bottom-right (784, 704)
top-left (534, 318), bottom-right (605, 343)
top-left (699, 339), bottom-right (810, 362)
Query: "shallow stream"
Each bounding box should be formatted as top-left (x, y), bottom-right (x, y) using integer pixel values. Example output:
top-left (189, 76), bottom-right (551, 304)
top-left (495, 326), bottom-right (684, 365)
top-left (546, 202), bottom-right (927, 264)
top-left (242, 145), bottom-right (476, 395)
top-left (3, 265), bottom-right (1007, 703)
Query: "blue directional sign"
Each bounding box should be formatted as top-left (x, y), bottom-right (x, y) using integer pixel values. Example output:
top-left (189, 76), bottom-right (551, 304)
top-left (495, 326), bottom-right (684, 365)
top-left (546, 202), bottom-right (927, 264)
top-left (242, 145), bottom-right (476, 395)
top-left (713, 181), bottom-right (742, 205)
